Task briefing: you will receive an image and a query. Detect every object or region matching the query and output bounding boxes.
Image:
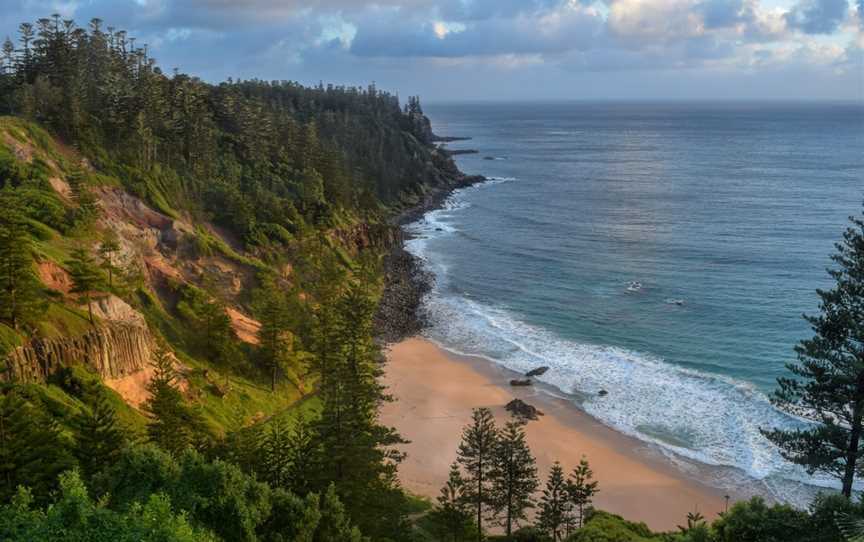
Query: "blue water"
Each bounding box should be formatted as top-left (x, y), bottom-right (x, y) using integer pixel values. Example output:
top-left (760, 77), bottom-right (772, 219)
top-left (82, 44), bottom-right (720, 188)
top-left (409, 102), bottom-right (864, 498)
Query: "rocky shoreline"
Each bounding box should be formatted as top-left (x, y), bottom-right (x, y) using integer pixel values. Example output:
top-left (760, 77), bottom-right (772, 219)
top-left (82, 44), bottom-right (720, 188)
top-left (374, 164), bottom-right (485, 344)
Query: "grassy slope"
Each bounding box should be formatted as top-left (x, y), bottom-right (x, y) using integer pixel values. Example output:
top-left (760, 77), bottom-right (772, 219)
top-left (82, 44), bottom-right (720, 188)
top-left (0, 116), bottom-right (324, 438)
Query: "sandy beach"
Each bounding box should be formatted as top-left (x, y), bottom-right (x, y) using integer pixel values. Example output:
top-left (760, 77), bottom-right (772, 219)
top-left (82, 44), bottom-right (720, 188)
top-left (381, 337), bottom-right (730, 532)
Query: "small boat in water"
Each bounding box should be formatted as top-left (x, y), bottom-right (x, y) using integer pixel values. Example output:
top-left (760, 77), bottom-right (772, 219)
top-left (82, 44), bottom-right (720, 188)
top-left (626, 281), bottom-right (643, 292)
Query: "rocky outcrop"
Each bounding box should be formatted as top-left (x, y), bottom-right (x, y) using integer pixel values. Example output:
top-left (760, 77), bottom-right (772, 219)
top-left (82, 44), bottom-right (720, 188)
top-left (506, 398), bottom-right (544, 421)
top-left (3, 296), bottom-right (153, 383)
top-left (3, 322), bottom-right (153, 383)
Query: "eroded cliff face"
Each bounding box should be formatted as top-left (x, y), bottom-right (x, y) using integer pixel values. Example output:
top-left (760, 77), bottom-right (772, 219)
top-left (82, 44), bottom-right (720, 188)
top-left (3, 296), bottom-right (153, 383)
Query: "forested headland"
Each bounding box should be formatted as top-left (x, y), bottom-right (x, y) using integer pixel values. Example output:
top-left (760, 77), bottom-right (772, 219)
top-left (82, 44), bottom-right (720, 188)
top-left (1, 14), bottom-right (864, 542)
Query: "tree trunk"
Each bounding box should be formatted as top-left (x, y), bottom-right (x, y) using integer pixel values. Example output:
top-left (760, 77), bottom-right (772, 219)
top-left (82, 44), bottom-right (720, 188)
top-left (87, 298), bottom-right (94, 325)
top-left (842, 398), bottom-right (864, 497)
top-left (477, 472), bottom-right (483, 542)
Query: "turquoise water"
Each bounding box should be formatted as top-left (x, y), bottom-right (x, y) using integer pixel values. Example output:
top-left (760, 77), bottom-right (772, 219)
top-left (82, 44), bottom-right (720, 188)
top-left (409, 102), bottom-right (864, 498)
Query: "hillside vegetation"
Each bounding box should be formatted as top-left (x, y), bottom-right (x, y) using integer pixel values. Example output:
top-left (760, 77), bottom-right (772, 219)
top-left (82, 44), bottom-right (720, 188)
top-left (1, 14), bottom-right (863, 542)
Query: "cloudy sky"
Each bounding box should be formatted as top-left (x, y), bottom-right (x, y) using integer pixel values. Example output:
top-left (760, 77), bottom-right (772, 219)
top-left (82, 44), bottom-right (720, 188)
top-left (1, 0), bottom-right (861, 101)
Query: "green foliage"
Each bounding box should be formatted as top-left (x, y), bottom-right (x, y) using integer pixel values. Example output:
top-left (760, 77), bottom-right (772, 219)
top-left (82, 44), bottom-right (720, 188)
top-left (66, 245), bottom-right (105, 324)
top-left (761, 206), bottom-right (864, 497)
top-left (711, 497), bottom-right (810, 542)
top-left (72, 392), bottom-right (128, 481)
top-left (142, 347), bottom-right (210, 455)
top-left (567, 458), bottom-right (599, 530)
top-left (457, 407), bottom-right (499, 539)
top-left (0, 388), bottom-right (75, 503)
top-left (0, 191), bottom-right (46, 331)
top-left (565, 511), bottom-right (657, 542)
top-left (490, 419), bottom-right (539, 536)
top-left (425, 462), bottom-right (476, 542)
top-left (538, 462), bottom-right (571, 542)
top-left (0, 470), bottom-right (217, 541)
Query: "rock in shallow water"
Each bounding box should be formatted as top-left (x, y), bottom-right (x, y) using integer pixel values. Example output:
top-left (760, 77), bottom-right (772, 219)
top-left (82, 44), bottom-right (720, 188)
top-left (505, 398), bottom-right (544, 421)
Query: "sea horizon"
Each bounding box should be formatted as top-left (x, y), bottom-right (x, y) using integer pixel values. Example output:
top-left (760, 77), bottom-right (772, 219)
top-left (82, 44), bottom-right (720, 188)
top-left (411, 100), bottom-right (864, 504)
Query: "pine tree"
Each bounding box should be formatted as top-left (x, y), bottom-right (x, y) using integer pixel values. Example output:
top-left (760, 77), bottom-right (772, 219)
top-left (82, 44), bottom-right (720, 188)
top-left (567, 457), bottom-right (599, 529)
top-left (67, 245), bottom-right (104, 324)
top-left (538, 462), bottom-right (571, 542)
top-left (260, 415), bottom-right (293, 490)
top-left (68, 169), bottom-right (98, 226)
top-left (761, 208), bottom-right (864, 497)
top-left (315, 483), bottom-right (364, 542)
top-left (457, 407), bottom-right (498, 541)
top-left (489, 419), bottom-right (538, 537)
top-left (314, 282), bottom-right (407, 538)
top-left (98, 233), bottom-right (120, 288)
top-left (256, 282), bottom-right (294, 391)
top-left (428, 462), bottom-right (475, 542)
top-left (0, 198), bottom-right (46, 331)
top-left (0, 389), bottom-right (75, 503)
top-left (72, 393), bottom-right (127, 481)
top-left (142, 346), bottom-right (205, 456)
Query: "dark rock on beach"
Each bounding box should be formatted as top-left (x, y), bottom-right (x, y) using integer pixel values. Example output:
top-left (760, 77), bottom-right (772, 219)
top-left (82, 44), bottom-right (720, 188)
top-left (506, 398), bottom-right (544, 421)
top-left (526, 366), bottom-right (549, 378)
top-left (510, 378), bottom-right (533, 387)
top-left (598, 389), bottom-right (608, 397)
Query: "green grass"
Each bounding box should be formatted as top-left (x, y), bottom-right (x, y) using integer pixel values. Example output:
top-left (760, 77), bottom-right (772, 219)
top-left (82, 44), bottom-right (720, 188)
top-left (35, 302), bottom-right (93, 339)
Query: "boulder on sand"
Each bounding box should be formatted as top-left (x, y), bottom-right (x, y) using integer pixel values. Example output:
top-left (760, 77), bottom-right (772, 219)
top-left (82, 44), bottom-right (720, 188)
top-left (506, 398), bottom-right (544, 421)
top-left (510, 379), bottom-right (532, 387)
top-left (525, 366), bottom-right (549, 378)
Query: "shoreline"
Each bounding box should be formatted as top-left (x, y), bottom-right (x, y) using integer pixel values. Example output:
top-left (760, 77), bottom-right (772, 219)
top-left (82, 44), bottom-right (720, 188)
top-left (381, 337), bottom-right (731, 532)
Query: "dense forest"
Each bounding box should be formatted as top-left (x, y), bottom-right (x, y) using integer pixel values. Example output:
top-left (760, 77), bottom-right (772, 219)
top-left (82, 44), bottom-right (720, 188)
top-left (1, 14), bottom-right (864, 542)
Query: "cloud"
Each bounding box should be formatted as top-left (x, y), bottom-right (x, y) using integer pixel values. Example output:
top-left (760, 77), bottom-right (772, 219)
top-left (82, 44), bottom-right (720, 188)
top-left (784, 0), bottom-right (849, 33)
top-left (349, 3), bottom-right (604, 57)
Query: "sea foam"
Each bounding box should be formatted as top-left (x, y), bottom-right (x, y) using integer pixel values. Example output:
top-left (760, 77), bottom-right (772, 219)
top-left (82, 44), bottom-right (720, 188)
top-left (404, 182), bottom-right (844, 504)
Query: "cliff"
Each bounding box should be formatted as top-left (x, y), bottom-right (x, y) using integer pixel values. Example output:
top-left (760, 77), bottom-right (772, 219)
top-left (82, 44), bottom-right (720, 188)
top-left (3, 321), bottom-right (152, 383)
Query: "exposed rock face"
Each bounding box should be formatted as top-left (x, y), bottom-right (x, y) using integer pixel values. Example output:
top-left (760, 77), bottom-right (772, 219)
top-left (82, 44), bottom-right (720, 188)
top-left (4, 295), bottom-right (153, 383)
top-left (3, 322), bottom-right (153, 383)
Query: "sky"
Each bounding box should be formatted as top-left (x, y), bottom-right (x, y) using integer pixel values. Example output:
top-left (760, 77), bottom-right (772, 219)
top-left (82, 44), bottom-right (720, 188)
top-left (1, 0), bottom-right (862, 101)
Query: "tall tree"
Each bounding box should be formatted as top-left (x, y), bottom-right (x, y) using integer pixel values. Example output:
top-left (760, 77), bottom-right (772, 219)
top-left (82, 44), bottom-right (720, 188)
top-left (538, 462), bottom-right (571, 542)
top-left (67, 245), bottom-right (104, 324)
top-left (762, 208), bottom-right (864, 498)
top-left (567, 457), bottom-right (599, 529)
top-left (72, 393), bottom-right (127, 481)
top-left (256, 281), bottom-right (295, 391)
top-left (0, 197), bottom-right (45, 331)
top-left (97, 232), bottom-right (120, 288)
top-left (427, 462), bottom-right (475, 542)
top-left (142, 346), bottom-right (206, 455)
top-left (0, 389), bottom-right (75, 504)
top-left (457, 407), bottom-right (498, 541)
top-left (489, 419), bottom-right (538, 537)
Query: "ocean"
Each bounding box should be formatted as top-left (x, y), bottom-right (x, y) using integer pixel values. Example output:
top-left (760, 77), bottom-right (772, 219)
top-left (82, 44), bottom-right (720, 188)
top-left (408, 102), bottom-right (864, 502)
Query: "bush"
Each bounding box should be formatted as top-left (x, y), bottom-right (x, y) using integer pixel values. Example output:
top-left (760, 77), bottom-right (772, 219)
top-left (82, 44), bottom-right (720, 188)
top-left (711, 497), bottom-right (810, 542)
top-left (565, 511), bottom-right (657, 542)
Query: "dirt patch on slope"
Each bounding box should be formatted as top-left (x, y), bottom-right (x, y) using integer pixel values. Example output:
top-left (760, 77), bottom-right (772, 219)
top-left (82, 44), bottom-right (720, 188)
top-left (38, 260), bottom-right (73, 294)
top-left (226, 307), bottom-right (261, 344)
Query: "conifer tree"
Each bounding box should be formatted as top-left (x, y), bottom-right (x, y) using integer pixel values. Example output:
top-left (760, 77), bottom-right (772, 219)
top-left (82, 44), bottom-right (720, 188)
top-left (428, 462), bottom-right (475, 542)
top-left (0, 198), bottom-right (45, 331)
top-left (73, 393), bottom-right (127, 481)
top-left (457, 407), bottom-right (498, 541)
top-left (67, 245), bottom-right (104, 324)
top-left (259, 415), bottom-right (293, 490)
top-left (489, 419), bottom-right (538, 537)
top-left (567, 457), bottom-right (599, 529)
top-left (256, 282), bottom-right (295, 391)
top-left (538, 462), bottom-right (571, 542)
top-left (762, 208), bottom-right (864, 497)
top-left (142, 347), bottom-right (205, 456)
top-left (98, 233), bottom-right (120, 288)
top-left (0, 390), bottom-right (75, 503)
top-left (68, 169), bottom-right (98, 226)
